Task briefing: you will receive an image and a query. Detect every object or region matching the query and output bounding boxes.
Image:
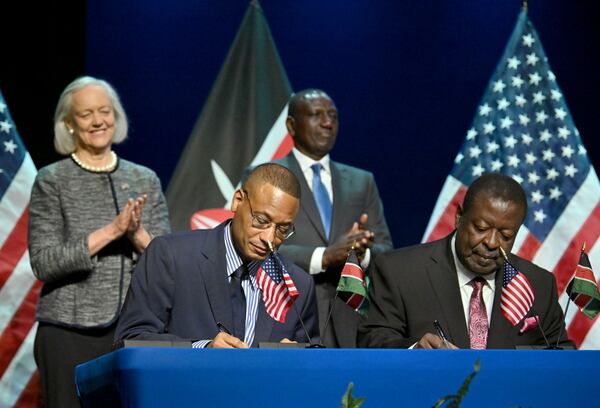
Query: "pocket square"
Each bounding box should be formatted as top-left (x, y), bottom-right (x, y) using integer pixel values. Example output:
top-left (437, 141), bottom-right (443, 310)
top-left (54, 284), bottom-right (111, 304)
top-left (519, 315), bottom-right (539, 334)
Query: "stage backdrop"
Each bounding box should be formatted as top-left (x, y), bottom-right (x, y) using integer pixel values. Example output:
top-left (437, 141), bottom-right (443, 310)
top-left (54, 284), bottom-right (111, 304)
top-left (77, 0), bottom-right (599, 248)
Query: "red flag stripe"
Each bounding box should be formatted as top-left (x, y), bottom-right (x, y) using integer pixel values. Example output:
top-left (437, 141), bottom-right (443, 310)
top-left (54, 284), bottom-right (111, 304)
top-left (515, 233), bottom-right (542, 261)
top-left (567, 306), bottom-right (600, 348)
top-left (0, 280), bottom-right (41, 378)
top-left (552, 202), bottom-right (600, 295)
top-left (340, 263), bottom-right (364, 280)
top-left (424, 187), bottom-right (466, 242)
top-left (271, 134), bottom-right (293, 160)
top-left (13, 370), bottom-right (41, 408)
top-left (346, 293), bottom-right (364, 310)
top-left (0, 208), bottom-right (29, 288)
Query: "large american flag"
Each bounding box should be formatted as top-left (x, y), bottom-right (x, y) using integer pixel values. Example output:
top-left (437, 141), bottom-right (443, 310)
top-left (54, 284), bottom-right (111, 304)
top-left (0, 90), bottom-right (41, 406)
top-left (423, 10), bottom-right (600, 348)
top-left (256, 252), bottom-right (299, 323)
top-left (500, 259), bottom-right (535, 326)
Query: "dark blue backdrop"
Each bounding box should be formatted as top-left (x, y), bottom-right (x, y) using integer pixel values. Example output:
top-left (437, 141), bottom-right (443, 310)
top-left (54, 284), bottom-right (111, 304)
top-left (85, 1), bottom-right (600, 247)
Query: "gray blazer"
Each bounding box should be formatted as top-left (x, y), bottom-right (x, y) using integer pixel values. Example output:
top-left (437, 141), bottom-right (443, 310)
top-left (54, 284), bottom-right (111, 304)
top-left (28, 157), bottom-right (171, 328)
top-left (274, 154), bottom-right (393, 347)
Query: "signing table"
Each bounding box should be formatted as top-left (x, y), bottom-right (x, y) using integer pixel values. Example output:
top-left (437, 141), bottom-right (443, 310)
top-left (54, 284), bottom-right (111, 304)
top-left (76, 348), bottom-right (599, 407)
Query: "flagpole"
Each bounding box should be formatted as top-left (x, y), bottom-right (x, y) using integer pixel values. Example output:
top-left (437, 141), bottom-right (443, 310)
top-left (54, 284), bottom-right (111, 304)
top-left (321, 243), bottom-right (357, 347)
top-left (555, 242), bottom-right (586, 348)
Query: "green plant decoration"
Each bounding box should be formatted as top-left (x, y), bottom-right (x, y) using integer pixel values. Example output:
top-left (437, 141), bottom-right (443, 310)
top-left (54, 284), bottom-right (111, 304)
top-left (341, 382), bottom-right (366, 408)
top-left (432, 357), bottom-right (481, 408)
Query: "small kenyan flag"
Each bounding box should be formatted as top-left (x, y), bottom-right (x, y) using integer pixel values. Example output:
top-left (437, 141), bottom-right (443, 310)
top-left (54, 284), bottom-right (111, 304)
top-left (566, 245), bottom-right (600, 319)
top-left (336, 248), bottom-right (369, 317)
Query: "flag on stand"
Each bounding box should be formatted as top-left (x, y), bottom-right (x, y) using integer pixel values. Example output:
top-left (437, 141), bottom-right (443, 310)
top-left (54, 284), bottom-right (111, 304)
top-left (166, 0), bottom-right (294, 231)
top-left (500, 258), bottom-right (535, 326)
top-left (566, 246), bottom-right (600, 319)
top-left (256, 252), bottom-right (299, 323)
top-left (422, 9), bottom-right (600, 348)
top-left (336, 249), bottom-right (369, 316)
top-left (0, 90), bottom-right (41, 407)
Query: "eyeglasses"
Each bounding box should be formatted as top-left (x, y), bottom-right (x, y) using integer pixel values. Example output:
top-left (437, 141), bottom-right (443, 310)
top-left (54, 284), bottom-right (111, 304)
top-left (242, 190), bottom-right (296, 240)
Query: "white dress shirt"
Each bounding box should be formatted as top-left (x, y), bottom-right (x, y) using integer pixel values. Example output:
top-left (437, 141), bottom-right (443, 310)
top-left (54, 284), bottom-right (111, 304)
top-left (450, 234), bottom-right (495, 326)
top-left (291, 148), bottom-right (371, 274)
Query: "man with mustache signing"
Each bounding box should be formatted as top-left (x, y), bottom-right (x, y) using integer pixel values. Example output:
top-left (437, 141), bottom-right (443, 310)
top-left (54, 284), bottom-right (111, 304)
top-left (358, 173), bottom-right (573, 349)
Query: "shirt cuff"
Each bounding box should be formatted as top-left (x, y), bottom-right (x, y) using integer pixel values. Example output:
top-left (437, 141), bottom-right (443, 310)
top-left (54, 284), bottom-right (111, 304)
top-left (309, 247), bottom-right (327, 275)
top-left (192, 340), bottom-right (211, 348)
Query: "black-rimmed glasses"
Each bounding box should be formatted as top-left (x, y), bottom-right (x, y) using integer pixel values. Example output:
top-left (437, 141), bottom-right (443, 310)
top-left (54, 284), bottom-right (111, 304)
top-left (243, 190), bottom-right (295, 240)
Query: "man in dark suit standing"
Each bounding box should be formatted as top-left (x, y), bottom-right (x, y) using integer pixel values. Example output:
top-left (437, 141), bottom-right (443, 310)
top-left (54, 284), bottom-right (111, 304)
top-left (358, 173), bottom-right (573, 349)
top-left (115, 163), bottom-right (319, 348)
top-left (275, 89), bottom-right (393, 348)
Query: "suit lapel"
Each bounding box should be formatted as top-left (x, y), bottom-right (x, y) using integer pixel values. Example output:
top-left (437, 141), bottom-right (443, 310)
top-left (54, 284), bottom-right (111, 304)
top-left (198, 224), bottom-right (234, 331)
top-left (427, 238), bottom-right (470, 349)
top-left (284, 155), bottom-right (328, 242)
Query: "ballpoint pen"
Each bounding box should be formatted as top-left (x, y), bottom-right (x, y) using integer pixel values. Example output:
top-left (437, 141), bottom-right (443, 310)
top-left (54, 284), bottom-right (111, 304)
top-left (433, 320), bottom-right (450, 347)
top-left (216, 322), bottom-right (232, 335)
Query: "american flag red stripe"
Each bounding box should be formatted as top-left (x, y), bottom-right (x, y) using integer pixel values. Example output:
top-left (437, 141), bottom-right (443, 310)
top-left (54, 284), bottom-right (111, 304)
top-left (1, 90), bottom-right (40, 406)
top-left (515, 233), bottom-right (542, 261)
top-left (13, 371), bottom-right (41, 408)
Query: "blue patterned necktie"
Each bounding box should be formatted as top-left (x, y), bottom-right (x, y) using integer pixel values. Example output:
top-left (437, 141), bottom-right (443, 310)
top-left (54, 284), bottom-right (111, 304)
top-left (311, 163), bottom-right (332, 240)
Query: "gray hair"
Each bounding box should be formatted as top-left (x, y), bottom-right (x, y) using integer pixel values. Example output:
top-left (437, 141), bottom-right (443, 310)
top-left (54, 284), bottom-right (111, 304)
top-left (53, 76), bottom-right (128, 155)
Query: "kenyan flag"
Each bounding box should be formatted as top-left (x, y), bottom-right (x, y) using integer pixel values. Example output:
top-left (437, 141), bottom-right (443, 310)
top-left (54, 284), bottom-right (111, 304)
top-left (336, 249), bottom-right (369, 317)
top-left (166, 0), bottom-right (293, 231)
top-left (566, 248), bottom-right (600, 319)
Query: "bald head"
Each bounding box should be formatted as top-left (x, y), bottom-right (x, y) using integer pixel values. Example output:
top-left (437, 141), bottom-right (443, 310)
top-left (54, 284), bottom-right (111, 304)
top-left (243, 163), bottom-right (301, 199)
top-left (288, 89), bottom-right (332, 119)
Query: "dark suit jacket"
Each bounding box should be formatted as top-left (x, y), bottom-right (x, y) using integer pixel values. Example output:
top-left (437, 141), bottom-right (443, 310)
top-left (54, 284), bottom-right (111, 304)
top-left (358, 234), bottom-right (573, 349)
top-left (115, 222), bottom-right (320, 346)
top-left (274, 154), bottom-right (393, 348)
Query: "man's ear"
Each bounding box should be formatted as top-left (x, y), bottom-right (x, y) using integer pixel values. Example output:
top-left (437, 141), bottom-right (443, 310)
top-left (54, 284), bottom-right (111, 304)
top-left (230, 189), bottom-right (244, 212)
top-left (285, 116), bottom-right (295, 137)
top-left (455, 204), bottom-right (464, 229)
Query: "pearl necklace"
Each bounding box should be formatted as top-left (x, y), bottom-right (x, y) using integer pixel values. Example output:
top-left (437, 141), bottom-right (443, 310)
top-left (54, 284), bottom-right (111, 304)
top-left (71, 151), bottom-right (118, 173)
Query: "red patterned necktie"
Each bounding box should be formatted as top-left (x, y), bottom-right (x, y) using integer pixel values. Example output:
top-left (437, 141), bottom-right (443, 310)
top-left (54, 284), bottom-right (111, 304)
top-left (469, 277), bottom-right (488, 349)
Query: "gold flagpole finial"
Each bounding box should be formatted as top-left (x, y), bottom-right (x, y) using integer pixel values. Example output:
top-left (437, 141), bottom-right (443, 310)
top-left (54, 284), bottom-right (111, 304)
top-left (351, 240), bottom-right (357, 251)
top-left (267, 240), bottom-right (274, 253)
top-left (582, 242), bottom-right (587, 252)
top-left (499, 246), bottom-right (508, 261)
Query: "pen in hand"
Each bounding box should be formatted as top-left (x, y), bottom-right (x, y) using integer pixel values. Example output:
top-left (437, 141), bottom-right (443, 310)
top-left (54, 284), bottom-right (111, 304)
top-left (433, 320), bottom-right (450, 348)
top-left (217, 322), bottom-right (232, 336)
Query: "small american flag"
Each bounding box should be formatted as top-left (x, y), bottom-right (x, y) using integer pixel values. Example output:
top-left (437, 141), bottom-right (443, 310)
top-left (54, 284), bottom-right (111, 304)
top-left (423, 10), bottom-right (600, 347)
top-left (256, 252), bottom-right (299, 323)
top-left (0, 90), bottom-right (41, 406)
top-left (500, 258), bottom-right (535, 326)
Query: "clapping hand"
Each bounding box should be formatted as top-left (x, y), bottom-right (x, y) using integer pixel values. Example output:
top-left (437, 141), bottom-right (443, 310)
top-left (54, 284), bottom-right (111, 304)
top-left (322, 213), bottom-right (374, 269)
